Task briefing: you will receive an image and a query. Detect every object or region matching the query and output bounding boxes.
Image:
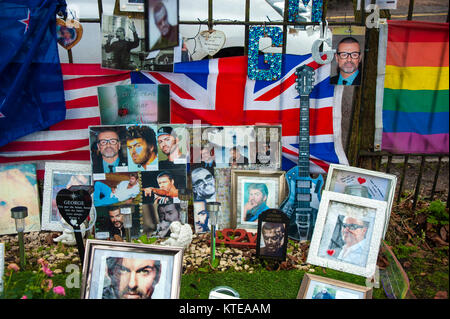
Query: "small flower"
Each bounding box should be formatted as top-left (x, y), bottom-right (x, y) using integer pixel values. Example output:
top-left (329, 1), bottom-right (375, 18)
top-left (37, 258), bottom-right (47, 266)
top-left (53, 286), bottom-right (66, 296)
top-left (7, 263), bottom-right (20, 272)
top-left (42, 265), bottom-right (54, 277)
top-left (20, 295), bottom-right (28, 299)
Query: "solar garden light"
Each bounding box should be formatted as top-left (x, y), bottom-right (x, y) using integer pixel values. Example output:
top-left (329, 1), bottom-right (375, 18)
top-left (206, 202), bottom-right (221, 264)
top-left (178, 189), bottom-right (191, 225)
top-left (10, 206), bottom-right (28, 269)
top-left (120, 207), bottom-right (132, 242)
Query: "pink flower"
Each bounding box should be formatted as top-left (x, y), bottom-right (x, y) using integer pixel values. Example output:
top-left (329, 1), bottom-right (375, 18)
top-left (7, 263), bottom-right (20, 272)
top-left (53, 286), bottom-right (66, 296)
top-left (21, 295), bottom-right (28, 299)
top-left (42, 265), bottom-right (54, 277)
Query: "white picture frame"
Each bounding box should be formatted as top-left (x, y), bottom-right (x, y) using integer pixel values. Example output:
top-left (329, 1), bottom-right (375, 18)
top-left (41, 162), bottom-right (93, 232)
top-left (325, 163), bottom-right (397, 238)
top-left (81, 240), bottom-right (184, 299)
top-left (307, 191), bottom-right (387, 278)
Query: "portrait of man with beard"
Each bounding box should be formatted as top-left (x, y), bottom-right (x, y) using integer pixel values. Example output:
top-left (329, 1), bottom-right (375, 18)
top-left (90, 127), bottom-right (128, 174)
top-left (259, 222), bottom-right (286, 258)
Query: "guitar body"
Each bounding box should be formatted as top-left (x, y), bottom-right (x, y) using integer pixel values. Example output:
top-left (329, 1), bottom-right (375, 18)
top-left (280, 166), bottom-right (323, 241)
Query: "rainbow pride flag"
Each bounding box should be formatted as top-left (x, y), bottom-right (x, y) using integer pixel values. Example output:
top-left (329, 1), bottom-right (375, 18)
top-left (375, 20), bottom-right (449, 154)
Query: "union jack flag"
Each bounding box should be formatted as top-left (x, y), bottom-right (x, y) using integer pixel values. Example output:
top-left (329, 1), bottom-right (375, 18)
top-left (131, 54), bottom-right (348, 173)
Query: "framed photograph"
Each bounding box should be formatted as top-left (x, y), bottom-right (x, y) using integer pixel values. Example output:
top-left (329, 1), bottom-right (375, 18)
top-left (0, 242), bottom-right (4, 294)
top-left (120, 0), bottom-right (145, 13)
top-left (42, 162), bottom-right (93, 232)
top-left (325, 163), bottom-right (397, 237)
top-left (307, 191), bottom-right (387, 278)
top-left (81, 239), bottom-right (184, 299)
top-left (0, 163), bottom-right (41, 235)
top-left (56, 18), bottom-right (83, 50)
top-left (95, 205), bottom-right (142, 241)
top-left (329, 26), bottom-right (366, 86)
top-left (297, 273), bottom-right (373, 299)
top-left (145, 0), bottom-right (179, 52)
top-left (231, 169), bottom-right (286, 231)
top-left (256, 209), bottom-right (289, 261)
top-left (97, 84), bottom-right (170, 125)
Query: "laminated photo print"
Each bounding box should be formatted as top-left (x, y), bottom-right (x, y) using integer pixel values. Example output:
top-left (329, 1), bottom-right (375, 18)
top-left (250, 125), bottom-right (282, 169)
top-left (89, 125), bottom-right (129, 177)
top-left (152, 202), bottom-right (182, 238)
top-left (95, 205), bottom-right (142, 241)
top-left (145, 0), bottom-right (179, 52)
top-left (193, 200), bottom-right (211, 233)
top-left (156, 124), bottom-right (189, 170)
top-left (201, 126), bottom-right (255, 168)
top-left (140, 168), bottom-right (186, 205)
top-left (97, 84), bottom-right (170, 125)
top-left (125, 124), bottom-right (159, 172)
top-left (329, 26), bottom-right (366, 86)
top-left (101, 14), bottom-right (174, 72)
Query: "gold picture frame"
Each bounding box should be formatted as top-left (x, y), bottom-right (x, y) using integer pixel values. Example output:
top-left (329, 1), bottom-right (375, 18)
top-left (231, 169), bottom-right (286, 232)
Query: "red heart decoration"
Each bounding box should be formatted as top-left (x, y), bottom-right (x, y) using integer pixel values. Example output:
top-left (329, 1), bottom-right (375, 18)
top-left (327, 249), bottom-right (335, 256)
top-left (357, 177), bottom-right (366, 184)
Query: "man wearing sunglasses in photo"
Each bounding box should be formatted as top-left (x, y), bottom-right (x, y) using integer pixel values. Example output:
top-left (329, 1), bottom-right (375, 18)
top-left (330, 37), bottom-right (362, 86)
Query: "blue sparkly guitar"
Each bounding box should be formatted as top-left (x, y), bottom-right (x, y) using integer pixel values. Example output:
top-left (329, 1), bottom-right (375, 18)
top-left (280, 65), bottom-right (323, 241)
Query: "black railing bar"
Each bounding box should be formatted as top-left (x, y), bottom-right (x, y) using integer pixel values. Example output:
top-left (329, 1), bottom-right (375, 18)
top-left (359, 151), bottom-right (449, 157)
top-left (430, 156), bottom-right (442, 201)
top-left (407, 0), bottom-right (415, 21)
top-left (397, 155), bottom-right (409, 204)
top-left (386, 155), bottom-right (392, 174)
top-left (178, 20), bottom-right (365, 26)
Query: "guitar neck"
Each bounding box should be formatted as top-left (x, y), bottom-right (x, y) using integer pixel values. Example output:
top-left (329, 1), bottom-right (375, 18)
top-left (298, 94), bottom-right (310, 178)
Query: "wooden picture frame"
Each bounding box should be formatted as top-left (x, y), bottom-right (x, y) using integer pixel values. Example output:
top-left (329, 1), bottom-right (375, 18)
top-left (297, 273), bottom-right (373, 299)
top-left (81, 239), bottom-right (184, 299)
top-left (231, 169), bottom-right (286, 232)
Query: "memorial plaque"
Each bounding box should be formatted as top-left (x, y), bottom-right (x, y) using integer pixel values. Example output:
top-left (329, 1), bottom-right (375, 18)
top-left (256, 209), bottom-right (289, 261)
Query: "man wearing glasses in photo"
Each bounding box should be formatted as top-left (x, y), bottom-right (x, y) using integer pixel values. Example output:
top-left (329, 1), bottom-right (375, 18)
top-left (330, 37), bottom-right (362, 86)
top-left (335, 216), bottom-right (370, 267)
top-left (92, 128), bottom-right (127, 174)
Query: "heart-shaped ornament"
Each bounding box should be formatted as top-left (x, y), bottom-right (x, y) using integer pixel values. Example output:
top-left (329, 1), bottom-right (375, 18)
top-left (222, 228), bottom-right (246, 242)
top-left (56, 189), bottom-right (92, 229)
top-left (199, 30), bottom-right (226, 56)
top-left (357, 177), bottom-right (367, 184)
top-left (56, 18), bottom-right (83, 50)
top-left (327, 249), bottom-right (335, 256)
